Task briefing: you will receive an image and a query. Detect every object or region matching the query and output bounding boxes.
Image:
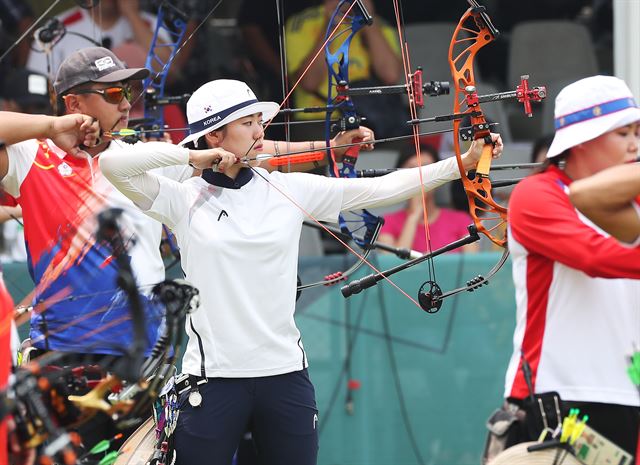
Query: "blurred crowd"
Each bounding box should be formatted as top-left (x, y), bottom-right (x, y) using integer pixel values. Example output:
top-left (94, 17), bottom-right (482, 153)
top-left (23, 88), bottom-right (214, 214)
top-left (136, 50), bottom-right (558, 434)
top-left (0, 0), bottom-right (613, 260)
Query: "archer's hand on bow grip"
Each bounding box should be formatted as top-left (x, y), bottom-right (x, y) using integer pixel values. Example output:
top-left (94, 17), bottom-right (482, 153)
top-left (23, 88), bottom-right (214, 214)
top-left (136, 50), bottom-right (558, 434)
top-left (462, 133), bottom-right (503, 174)
top-left (332, 127), bottom-right (375, 162)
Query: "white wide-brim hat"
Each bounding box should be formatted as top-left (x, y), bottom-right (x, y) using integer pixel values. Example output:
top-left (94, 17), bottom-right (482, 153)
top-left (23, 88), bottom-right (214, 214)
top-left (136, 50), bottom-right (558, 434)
top-left (180, 79), bottom-right (280, 147)
top-left (547, 75), bottom-right (640, 158)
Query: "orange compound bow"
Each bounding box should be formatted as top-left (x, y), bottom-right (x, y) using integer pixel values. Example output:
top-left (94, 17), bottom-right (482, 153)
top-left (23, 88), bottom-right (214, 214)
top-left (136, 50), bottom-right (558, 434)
top-left (449, 0), bottom-right (546, 247)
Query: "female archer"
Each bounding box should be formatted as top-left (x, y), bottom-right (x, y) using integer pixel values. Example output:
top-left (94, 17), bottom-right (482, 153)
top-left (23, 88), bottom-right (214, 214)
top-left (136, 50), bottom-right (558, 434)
top-left (100, 78), bottom-right (502, 465)
top-left (487, 76), bottom-right (640, 461)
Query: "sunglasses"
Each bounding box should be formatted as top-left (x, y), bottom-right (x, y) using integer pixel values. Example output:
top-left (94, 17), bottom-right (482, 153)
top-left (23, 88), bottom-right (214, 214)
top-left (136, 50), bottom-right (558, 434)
top-left (71, 86), bottom-right (133, 104)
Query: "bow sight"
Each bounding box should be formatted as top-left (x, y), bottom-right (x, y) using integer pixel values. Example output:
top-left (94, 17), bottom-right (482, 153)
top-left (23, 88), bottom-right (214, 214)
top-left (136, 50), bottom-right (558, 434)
top-left (34, 18), bottom-right (65, 45)
top-left (335, 68), bottom-right (450, 110)
top-left (33, 17), bottom-right (102, 50)
top-left (122, 88), bottom-right (191, 143)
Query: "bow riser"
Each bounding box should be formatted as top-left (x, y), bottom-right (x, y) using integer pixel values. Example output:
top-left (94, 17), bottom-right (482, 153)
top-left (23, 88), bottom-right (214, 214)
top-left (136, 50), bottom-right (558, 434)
top-left (449, 4), bottom-right (507, 247)
top-left (293, 0), bottom-right (384, 291)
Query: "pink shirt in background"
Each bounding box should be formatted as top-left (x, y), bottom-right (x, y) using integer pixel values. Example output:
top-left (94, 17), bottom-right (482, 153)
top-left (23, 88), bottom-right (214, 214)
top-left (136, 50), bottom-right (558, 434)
top-left (381, 208), bottom-right (472, 253)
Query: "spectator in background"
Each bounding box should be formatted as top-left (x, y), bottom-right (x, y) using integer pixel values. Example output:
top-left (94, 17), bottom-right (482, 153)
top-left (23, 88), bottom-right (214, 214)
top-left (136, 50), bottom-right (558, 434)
top-left (0, 69), bottom-right (51, 264)
top-left (238, 0), bottom-right (312, 99)
top-left (285, 0), bottom-right (405, 140)
top-left (27, 0), bottom-right (170, 79)
top-left (378, 145), bottom-right (478, 254)
top-left (238, 0), bottom-right (313, 140)
top-left (0, 0), bottom-right (34, 92)
top-left (0, 68), bottom-right (51, 115)
top-left (530, 133), bottom-right (554, 163)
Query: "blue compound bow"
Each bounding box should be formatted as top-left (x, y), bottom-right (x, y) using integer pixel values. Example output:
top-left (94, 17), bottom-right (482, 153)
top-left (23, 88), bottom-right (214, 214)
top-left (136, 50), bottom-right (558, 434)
top-left (297, 0), bottom-right (384, 291)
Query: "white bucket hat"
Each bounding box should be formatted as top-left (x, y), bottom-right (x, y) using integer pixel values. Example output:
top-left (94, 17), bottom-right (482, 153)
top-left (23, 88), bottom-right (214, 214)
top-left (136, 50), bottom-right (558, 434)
top-left (546, 75), bottom-right (640, 158)
top-left (180, 79), bottom-right (280, 147)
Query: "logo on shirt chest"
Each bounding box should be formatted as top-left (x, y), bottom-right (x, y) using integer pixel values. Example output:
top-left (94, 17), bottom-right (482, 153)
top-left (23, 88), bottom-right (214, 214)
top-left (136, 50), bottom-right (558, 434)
top-left (217, 210), bottom-right (228, 221)
top-left (57, 162), bottom-right (73, 177)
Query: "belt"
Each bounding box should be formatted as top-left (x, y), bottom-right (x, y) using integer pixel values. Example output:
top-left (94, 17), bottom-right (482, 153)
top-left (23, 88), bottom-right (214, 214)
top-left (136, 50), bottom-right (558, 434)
top-left (175, 373), bottom-right (208, 395)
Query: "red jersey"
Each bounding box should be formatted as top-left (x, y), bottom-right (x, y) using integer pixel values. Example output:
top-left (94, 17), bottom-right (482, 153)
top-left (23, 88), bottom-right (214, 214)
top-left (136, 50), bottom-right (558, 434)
top-left (505, 166), bottom-right (640, 406)
top-left (0, 273), bottom-right (14, 465)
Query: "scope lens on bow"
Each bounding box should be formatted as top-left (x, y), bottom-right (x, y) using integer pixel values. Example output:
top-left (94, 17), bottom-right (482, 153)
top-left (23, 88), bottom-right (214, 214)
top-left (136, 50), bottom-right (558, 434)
top-left (423, 81), bottom-right (450, 97)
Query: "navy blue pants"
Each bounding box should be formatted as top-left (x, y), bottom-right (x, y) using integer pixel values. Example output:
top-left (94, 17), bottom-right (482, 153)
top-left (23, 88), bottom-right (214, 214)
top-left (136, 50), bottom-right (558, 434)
top-left (174, 369), bottom-right (319, 465)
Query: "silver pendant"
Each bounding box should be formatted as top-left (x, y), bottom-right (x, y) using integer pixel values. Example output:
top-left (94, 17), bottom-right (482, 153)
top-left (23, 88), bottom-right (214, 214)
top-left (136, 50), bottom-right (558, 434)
top-left (188, 390), bottom-right (202, 407)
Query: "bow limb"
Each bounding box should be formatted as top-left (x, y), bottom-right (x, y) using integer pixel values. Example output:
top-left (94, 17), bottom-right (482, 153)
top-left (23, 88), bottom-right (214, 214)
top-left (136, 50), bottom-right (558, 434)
top-left (410, 0), bottom-right (519, 311)
top-left (141, 2), bottom-right (189, 139)
top-left (281, 1), bottom-right (387, 292)
top-left (323, 0), bottom-right (372, 178)
top-left (111, 0), bottom-right (224, 141)
top-left (449, 0), bottom-right (508, 247)
top-left (322, 0), bottom-right (382, 253)
top-left (379, 0), bottom-right (509, 313)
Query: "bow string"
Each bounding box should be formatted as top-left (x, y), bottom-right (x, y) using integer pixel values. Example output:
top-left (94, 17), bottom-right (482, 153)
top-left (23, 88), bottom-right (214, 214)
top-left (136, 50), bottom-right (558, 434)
top-left (340, 0), bottom-right (547, 312)
top-left (254, 0), bottom-right (447, 306)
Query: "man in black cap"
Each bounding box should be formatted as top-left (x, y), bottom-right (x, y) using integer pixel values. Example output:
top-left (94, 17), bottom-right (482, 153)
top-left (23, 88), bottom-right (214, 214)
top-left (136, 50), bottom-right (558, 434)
top-left (0, 44), bottom-right (376, 461)
top-left (0, 45), bottom-right (201, 456)
top-left (0, 46), bottom-right (189, 364)
top-left (0, 44), bottom-right (226, 462)
top-left (0, 69), bottom-right (51, 115)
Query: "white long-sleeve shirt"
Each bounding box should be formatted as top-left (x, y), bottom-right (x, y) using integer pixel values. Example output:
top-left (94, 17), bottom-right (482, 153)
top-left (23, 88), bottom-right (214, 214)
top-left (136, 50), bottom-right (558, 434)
top-left (100, 145), bottom-right (461, 377)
